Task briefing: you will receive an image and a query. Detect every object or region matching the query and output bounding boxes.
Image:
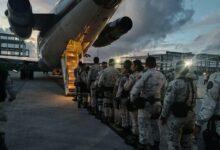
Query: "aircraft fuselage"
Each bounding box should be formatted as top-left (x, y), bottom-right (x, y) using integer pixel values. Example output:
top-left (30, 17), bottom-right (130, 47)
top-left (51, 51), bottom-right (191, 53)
top-left (38, 0), bottom-right (120, 69)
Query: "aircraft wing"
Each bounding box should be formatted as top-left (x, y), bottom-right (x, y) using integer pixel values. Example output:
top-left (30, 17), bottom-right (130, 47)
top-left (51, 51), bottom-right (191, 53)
top-left (0, 55), bottom-right (38, 62)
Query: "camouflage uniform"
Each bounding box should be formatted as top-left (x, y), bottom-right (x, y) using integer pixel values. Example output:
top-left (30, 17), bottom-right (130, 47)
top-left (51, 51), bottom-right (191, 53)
top-left (196, 72), bottom-right (220, 149)
top-left (161, 72), bottom-right (197, 150)
top-left (113, 77), bottom-right (122, 126)
top-left (116, 73), bottom-right (130, 128)
top-left (75, 66), bottom-right (88, 108)
top-left (124, 71), bottom-right (142, 135)
top-left (98, 66), bottom-right (119, 120)
top-left (87, 64), bottom-right (101, 110)
top-left (131, 68), bottom-right (165, 146)
top-left (94, 70), bottom-right (105, 115)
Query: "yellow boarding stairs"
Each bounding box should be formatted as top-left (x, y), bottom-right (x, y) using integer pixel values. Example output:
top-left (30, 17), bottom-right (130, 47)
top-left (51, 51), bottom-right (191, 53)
top-left (61, 40), bottom-right (83, 96)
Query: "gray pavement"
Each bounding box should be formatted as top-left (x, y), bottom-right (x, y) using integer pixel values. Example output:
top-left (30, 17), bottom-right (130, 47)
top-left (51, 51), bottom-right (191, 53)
top-left (5, 76), bottom-right (133, 150)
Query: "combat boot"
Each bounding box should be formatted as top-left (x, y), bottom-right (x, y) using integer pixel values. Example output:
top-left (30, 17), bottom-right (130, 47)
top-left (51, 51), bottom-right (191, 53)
top-left (101, 117), bottom-right (107, 124)
top-left (150, 141), bottom-right (159, 150)
top-left (100, 113), bottom-right (105, 122)
top-left (125, 134), bottom-right (138, 146)
top-left (109, 116), bottom-right (115, 124)
top-left (88, 106), bottom-right (92, 114)
top-left (77, 98), bottom-right (82, 108)
top-left (90, 107), bottom-right (95, 115)
top-left (96, 111), bottom-right (102, 120)
top-left (112, 123), bottom-right (123, 132)
top-left (83, 101), bottom-right (88, 108)
top-left (72, 95), bottom-right (77, 102)
top-left (137, 143), bottom-right (147, 150)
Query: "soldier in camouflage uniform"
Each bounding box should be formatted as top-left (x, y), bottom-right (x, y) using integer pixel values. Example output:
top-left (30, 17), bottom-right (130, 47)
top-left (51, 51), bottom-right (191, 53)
top-left (94, 62), bottom-right (107, 119)
top-left (124, 59), bottom-right (144, 144)
top-left (75, 62), bottom-right (89, 108)
top-left (130, 57), bottom-right (166, 149)
top-left (87, 57), bottom-right (101, 114)
top-left (113, 75), bottom-right (122, 126)
top-left (115, 60), bottom-right (132, 128)
top-left (160, 60), bottom-right (197, 150)
top-left (195, 72), bottom-right (220, 150)
top-left (98, 59), bottom-right (119, 123)
top-left (0, 64), bottom-right (8, 150)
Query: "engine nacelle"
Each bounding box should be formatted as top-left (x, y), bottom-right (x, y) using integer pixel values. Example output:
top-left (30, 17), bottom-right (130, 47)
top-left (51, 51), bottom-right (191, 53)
top-left (6, 0), bottom-right (33, 39)
top-left (93, 0), bottom-right (122, 9)
top-left (93, 16), bottom-right (133, 47)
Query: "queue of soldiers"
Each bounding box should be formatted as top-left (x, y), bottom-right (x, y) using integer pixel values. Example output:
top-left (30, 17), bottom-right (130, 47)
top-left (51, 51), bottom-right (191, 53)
top-left (75, 56), bottom-right (220, 150)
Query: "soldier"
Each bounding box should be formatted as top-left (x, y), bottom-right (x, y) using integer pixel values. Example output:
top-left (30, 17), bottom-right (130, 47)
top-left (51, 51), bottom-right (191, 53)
top-left (113, 77), bottom-right (121, 127)
top-left (87, 57), bottom-right (101, 114)
top-left (0, 64), bottom-right (8, 150)
top-left (98, 59), bottom-right (119, 123)
top-left (130, 56), bottom-right (166, 150)
top-left (94, 61), bottom-right (107, 119)
top-left (160, 60), bottom-right (197, 150)
top-left (194, 72), bottom-right (220, 150)
top-left (203, 72), bottom-right (209, 85)
top-left (124, 59), bottom-right (144, 144)
top-left (75, 62), bottom-right (89, 108)
top-left (115, 60), bottom-right (132, 129)
top-left (6, 73), bottom-right (16, 101)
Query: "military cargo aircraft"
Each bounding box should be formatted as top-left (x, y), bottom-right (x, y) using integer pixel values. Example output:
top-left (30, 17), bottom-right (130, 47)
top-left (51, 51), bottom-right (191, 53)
top-left (5, 0), bottom-right (133, 95)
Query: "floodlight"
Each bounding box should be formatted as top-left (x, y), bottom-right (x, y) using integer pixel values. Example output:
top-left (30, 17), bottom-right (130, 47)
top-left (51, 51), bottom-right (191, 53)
top-left (115, 57), bottom-right (121, 64)
top-left (185, 60), bottom-right (192, 67)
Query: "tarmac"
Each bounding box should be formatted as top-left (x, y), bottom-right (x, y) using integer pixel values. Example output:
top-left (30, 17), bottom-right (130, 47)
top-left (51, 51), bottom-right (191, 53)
top-left (4, 72), bottom-right (134, 150)
top-left (3, 72), bottom-right (208, 150)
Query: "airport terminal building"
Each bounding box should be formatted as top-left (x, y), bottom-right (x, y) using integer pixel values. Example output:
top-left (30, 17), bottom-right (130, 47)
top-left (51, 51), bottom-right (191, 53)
top-left (0, 33), bottom-right (29, 57)
top-left (121, 51), bottom-right (220, 74)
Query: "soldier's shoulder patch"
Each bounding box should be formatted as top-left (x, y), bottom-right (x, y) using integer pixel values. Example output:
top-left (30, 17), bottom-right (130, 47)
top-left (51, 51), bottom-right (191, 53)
top-left (207, 81), bottom-right (213, 90)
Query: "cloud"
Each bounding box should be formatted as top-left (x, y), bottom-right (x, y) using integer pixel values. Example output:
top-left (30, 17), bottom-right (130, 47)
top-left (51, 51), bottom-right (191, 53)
top-left (124, 0), bottom-right (193, 40)
top-left (198, 12), bottom-right (220, 26)
top-left (26, 40), bottom-right (37, 58)
top-left (0, 0), bottom-right (9, 28)
top-left (90, 0), bottom-right (194, 59)
top-left (1, 0), bottom-right (194, 60)
top-left (30, 0), bottom-right (56, 13)
top-left (178, 28), bottom-right (220, 54)
top-left (181, 11), bottom-right (220, 31)
top-left (201, 29), bottom-right (220, 53)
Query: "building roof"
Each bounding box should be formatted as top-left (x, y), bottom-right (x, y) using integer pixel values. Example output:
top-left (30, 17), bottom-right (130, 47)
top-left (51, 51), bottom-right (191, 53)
top-left (121, 51), bottom-right (220, 61)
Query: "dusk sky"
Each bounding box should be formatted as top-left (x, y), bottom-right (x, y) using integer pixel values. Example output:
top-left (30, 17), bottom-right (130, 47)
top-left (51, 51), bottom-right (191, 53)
top-left (0, 0), bottom-right (220, 59)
